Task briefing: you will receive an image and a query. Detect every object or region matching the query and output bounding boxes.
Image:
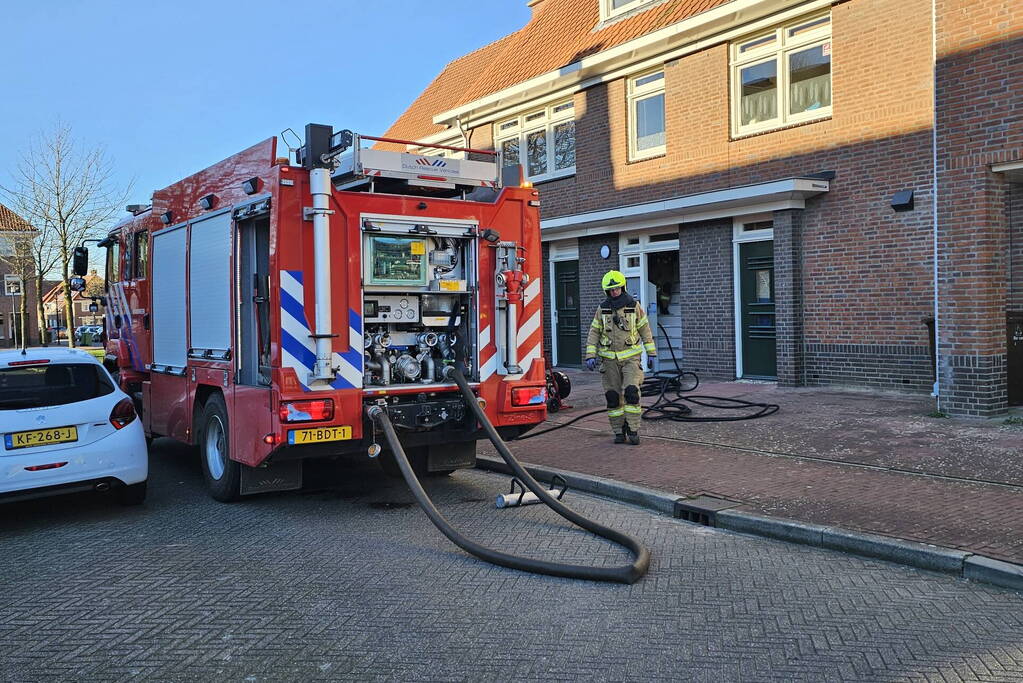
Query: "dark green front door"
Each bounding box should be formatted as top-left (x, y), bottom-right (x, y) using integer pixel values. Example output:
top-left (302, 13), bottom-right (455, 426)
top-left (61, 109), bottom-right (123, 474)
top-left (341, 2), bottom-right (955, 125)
top-left (554, 260), bottom-right (581, 366)
top-left (740, 241), bottom-right (776, 378)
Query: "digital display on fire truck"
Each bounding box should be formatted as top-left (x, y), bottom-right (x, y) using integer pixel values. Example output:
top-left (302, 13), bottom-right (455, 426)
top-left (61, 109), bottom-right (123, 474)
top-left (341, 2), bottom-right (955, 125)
top-left (367, 236), bottom-right (428, 286)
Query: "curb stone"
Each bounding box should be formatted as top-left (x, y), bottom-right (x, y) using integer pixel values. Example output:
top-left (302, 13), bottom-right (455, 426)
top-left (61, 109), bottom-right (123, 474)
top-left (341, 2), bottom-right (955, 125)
top-left (475, 455), bottom-right (1023, 593)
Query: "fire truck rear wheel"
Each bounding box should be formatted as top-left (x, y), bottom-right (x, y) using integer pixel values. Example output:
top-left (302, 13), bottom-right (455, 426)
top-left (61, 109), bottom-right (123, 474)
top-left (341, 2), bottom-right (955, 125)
top-left (200, 393), bottom-right (240, 502)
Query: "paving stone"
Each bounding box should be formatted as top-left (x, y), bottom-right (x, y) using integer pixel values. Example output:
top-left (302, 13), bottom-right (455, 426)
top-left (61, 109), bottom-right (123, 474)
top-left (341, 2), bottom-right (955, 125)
top-left (1, 444), bottom-right (1023, 680)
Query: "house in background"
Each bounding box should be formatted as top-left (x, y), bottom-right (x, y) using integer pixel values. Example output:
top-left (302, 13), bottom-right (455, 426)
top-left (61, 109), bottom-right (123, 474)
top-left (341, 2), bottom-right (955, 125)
top-left (0, 202), bottom-right (39, 348)
top-left (42, 271), bottom-right (104, 340)
top-left (382, 0), bottom-right (1021, 416)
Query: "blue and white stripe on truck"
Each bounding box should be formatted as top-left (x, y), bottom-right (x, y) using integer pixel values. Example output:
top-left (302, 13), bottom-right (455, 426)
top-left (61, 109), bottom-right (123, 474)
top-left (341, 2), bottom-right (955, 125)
top-left (279, 270), bottom-right (363, 391)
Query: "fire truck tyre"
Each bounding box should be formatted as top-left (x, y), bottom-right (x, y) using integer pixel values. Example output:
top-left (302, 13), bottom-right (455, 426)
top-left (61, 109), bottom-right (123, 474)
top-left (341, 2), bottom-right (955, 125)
top-left (116, 481), bottom-right (147, 506)
top-left (200, 394), bottom-right (241, 502)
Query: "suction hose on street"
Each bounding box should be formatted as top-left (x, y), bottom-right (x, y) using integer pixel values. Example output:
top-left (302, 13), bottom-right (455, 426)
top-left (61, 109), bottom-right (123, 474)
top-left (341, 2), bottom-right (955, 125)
top-left (366, 366), bottom-right (651, 585)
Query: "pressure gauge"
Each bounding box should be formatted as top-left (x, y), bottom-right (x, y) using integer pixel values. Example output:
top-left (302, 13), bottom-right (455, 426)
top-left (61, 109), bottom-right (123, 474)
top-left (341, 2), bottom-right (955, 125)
top-left (405, 309), bottom-right (415, 320)
top-left (399, 298), bottom-right (409, 309)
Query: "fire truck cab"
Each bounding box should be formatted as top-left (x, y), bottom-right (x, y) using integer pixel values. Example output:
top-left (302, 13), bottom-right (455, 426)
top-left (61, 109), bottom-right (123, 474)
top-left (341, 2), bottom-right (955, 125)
top-left (92, 125), bottom-right (547, 501)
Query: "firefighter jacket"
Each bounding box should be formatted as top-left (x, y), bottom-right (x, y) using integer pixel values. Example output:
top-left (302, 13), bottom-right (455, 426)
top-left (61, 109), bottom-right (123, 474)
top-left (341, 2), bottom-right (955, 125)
top-left (585, 300), bottom-right (657, 361)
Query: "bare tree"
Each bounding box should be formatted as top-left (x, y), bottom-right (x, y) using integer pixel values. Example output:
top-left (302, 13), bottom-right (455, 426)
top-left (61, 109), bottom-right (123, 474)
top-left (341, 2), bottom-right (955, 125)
top-left (0, 223), bottom-right (35, 348)
top-left (1, 123), bottom-right (128, 347)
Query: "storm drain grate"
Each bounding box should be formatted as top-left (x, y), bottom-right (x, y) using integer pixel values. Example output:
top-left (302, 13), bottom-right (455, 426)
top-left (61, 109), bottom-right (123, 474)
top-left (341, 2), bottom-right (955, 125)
top-left (673, 496), bottom-right (741, 527)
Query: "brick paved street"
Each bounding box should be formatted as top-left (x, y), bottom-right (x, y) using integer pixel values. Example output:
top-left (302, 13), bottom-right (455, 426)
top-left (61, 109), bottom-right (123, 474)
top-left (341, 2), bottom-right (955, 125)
top-left (505, 369), bottom-right (1023, 564)
top-left (2, 441), bottom-right (1023, 681)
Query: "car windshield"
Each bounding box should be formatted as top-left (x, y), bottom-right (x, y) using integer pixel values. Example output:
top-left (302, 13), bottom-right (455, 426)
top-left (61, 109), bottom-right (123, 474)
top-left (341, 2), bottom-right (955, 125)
top-left (0, 363), bottom-right (116, 410)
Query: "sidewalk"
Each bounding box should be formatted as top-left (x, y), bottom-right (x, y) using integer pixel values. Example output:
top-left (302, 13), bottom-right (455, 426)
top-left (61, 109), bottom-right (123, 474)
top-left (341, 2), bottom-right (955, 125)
top-left (481, 369), bottom-right (1023, 566)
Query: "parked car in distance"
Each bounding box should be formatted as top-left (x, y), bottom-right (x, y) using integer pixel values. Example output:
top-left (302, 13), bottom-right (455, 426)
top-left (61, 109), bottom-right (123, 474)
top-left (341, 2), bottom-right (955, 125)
top-left (0, 347), bottom-right (148, 505)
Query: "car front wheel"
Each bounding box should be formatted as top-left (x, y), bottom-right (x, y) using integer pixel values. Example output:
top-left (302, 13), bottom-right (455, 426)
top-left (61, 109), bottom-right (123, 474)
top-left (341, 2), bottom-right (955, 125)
top-left (200, 393), bottom-right (240, 502)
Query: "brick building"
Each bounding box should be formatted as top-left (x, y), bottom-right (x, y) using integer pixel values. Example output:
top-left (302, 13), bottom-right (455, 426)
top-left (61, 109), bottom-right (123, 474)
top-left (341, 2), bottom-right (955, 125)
top-left (0, 202), bottom-right (39, 348)
top-left (382, 0), bottom-right (1022, 416)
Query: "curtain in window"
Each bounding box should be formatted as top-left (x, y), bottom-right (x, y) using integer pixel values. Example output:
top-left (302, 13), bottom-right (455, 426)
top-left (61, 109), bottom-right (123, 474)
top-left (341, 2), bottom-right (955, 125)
top-left (741, 89), bottom-right (777, 126)
top-left (788, 45), bottom-right (831, 115)
top-left (789, 74), bottom-right (831, 115)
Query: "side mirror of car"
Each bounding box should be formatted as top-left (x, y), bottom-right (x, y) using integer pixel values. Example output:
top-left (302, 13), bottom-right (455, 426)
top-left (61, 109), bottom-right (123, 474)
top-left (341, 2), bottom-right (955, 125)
top-left (69, 277), bottom-right (86, 292)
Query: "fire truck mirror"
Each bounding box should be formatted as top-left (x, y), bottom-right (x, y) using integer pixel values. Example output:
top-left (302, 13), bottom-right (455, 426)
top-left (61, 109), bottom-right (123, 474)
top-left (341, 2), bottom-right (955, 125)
top-left (72, 246), bottom-right (89, 276)
top-left (69, 276), bottom-right (86, 293)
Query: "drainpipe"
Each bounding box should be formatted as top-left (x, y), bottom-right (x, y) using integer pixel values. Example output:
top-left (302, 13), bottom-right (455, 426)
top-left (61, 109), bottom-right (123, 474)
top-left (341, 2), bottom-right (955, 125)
top-left (309, 167), bottom-right (336, 381)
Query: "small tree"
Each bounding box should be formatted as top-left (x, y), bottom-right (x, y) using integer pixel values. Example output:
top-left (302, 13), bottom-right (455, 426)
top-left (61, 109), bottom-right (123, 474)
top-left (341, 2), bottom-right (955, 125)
top-left (1, 124), bottom-right (128, 347)
top-left (0, 224), bottom-right (35, 347)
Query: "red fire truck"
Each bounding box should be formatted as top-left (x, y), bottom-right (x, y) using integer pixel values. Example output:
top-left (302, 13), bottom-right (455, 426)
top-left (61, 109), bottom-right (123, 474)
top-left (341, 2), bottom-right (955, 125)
top-left (83, 125), bottom-right (547, 501)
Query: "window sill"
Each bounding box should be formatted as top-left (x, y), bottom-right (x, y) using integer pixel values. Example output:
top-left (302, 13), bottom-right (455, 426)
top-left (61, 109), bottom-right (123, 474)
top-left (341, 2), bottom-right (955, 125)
top-left (730, 115), bottom-right (832, 142)
top-left (627, 151), bottom-right (666, 165)
top-left (530, 170), bottom-right (576, 186)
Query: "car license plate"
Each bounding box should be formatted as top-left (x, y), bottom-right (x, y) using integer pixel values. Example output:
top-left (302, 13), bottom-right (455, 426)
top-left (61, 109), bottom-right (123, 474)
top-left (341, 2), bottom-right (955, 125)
top-left (287, 425), bottom-right (352, 445)
top-left (4, 426), bottom-right (79, 450)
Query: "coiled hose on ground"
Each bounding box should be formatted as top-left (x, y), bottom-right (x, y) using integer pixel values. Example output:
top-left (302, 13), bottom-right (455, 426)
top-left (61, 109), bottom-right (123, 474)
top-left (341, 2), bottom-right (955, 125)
top-left (367, 365), bottom-right (651, 584)
top-left (515, 322), bottom-right (778, 440)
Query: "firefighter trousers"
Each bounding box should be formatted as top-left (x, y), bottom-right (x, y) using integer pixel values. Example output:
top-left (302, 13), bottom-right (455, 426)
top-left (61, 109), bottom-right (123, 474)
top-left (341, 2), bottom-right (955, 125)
top-left (600, 356), bottom-right (644, 432)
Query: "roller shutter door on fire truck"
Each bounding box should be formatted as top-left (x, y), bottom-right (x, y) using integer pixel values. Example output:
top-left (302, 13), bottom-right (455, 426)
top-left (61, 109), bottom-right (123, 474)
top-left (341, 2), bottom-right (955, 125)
top-left (151, 226), bottom-right (187, 371)
top-left (188, 211), bottom-right (232, 356)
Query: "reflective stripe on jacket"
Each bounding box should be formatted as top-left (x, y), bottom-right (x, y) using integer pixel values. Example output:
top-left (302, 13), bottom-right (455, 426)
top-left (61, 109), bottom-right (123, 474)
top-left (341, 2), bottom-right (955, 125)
top-left (584, 300), bottom-right (656, 361)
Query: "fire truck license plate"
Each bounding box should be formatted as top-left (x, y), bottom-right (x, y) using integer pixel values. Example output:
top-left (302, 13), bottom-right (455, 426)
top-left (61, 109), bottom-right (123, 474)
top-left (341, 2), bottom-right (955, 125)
top-left (287, 426), bottom-right (353, 445)
top-left (5, 426), bottom-right (78, 450)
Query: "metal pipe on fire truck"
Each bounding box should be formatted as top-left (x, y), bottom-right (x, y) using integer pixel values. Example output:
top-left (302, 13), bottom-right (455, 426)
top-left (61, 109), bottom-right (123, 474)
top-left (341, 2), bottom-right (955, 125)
top-left (300, 124), bottom-right (343, 382)
top-left (495, 242), bottom-right (527, 374)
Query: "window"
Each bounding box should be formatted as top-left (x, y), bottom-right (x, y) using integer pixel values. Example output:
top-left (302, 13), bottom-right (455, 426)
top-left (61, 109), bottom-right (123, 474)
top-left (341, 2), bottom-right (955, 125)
top-left (600, 0), bottom-right (656, 21)
top-left (731, 13), bottom-right (832, 136)
top-left (628, 69), bottom-right (665, 160)
top-left (133, 231), bottom-right (148, 279)
top-left (105, 239), bottom-right (121, 285)
top-left (495, 100), bottom-right (575, 182)
top-left (0, 363), bottom-right (115, 411)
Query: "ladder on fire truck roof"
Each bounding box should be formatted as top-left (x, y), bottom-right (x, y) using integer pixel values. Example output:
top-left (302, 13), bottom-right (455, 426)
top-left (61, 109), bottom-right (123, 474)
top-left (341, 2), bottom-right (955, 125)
top-left (327, 132), bottom-right (504, 192)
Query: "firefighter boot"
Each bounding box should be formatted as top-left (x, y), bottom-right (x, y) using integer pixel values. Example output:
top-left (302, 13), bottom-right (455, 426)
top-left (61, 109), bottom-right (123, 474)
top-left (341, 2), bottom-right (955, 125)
top-left (626, 426), bottom-right (641, 446)
top-left (614, 427), bottom-right (627, 444)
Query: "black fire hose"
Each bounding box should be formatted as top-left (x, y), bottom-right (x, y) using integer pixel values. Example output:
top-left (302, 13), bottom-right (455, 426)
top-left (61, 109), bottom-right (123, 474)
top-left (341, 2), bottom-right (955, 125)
top-left (367, 367), bottom-right (651, 584)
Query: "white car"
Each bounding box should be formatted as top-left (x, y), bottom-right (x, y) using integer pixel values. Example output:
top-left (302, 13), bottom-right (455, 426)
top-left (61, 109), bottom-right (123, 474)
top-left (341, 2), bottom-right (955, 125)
top-left (0, 347), bottom-right (148, 504)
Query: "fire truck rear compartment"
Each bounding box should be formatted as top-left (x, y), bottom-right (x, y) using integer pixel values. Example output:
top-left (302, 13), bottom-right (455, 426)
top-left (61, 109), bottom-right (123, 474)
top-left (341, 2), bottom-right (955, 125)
top-left (361, 223), bottom-right (477, 389)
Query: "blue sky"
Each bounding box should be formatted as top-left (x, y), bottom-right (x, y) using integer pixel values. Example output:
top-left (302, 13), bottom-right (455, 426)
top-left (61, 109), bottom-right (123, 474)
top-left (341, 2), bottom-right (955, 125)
top-left (1, 1), bottom-right (530, 210)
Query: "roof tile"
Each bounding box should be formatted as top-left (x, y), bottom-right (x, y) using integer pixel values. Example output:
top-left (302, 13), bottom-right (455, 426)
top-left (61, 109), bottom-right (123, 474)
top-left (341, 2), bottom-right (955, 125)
top-left (383, 0), bottom-right (733, 144)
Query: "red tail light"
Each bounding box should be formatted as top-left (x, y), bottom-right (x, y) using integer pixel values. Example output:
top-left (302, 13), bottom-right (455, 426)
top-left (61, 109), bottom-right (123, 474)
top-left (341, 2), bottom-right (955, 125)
top-left (8, 359), bottom-right (50, 366)
top-left (110, 398), bottom-right (137, 429)
top-left (278, 399), bottom-right (334, 423)
top-left (511, 386), bottom-right (546, 407)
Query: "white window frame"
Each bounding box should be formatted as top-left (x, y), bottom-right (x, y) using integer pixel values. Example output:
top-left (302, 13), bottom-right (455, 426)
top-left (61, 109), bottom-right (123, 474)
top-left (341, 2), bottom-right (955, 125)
top-left (732, 214), bottom-right (774, 379)
top-left (495, 100), bottom-right (576, 183)
top-left (730, 12), bottom-right (832, 137)
top-left (600, 0), bottom-right (656, 22)
top-left (627, 69), bottom-right (666, 161)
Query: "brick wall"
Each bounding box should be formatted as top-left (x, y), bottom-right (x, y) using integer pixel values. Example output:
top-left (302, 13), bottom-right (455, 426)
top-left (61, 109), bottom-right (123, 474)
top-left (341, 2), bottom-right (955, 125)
top-left (773, 209), bottom-right (803, 387)
top-left (935, 0), bottom-right (1023, 415)
top-left (576, 236), bottom-right (619, 361)
top-left (1009, 182), bottom-right (1023, 313)
top-left (541, 242), bottom-right (553, 360)
top-left (678, 219), bottom-right (734, 380)
top-left (524, 0), bottom-right (938, 392)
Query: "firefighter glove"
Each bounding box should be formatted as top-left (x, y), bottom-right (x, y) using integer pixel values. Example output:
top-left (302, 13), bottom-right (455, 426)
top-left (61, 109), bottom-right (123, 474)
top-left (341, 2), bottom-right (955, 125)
top-left (646, 356), bottom-right (655, 371)
top-left (586, 358), bottom-right (598, 371)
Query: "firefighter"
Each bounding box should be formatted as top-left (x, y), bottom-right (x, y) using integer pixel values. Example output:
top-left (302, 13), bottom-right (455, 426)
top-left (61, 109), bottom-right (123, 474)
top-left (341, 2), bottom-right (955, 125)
top-left (584, 270), bottom-right (656, 445)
